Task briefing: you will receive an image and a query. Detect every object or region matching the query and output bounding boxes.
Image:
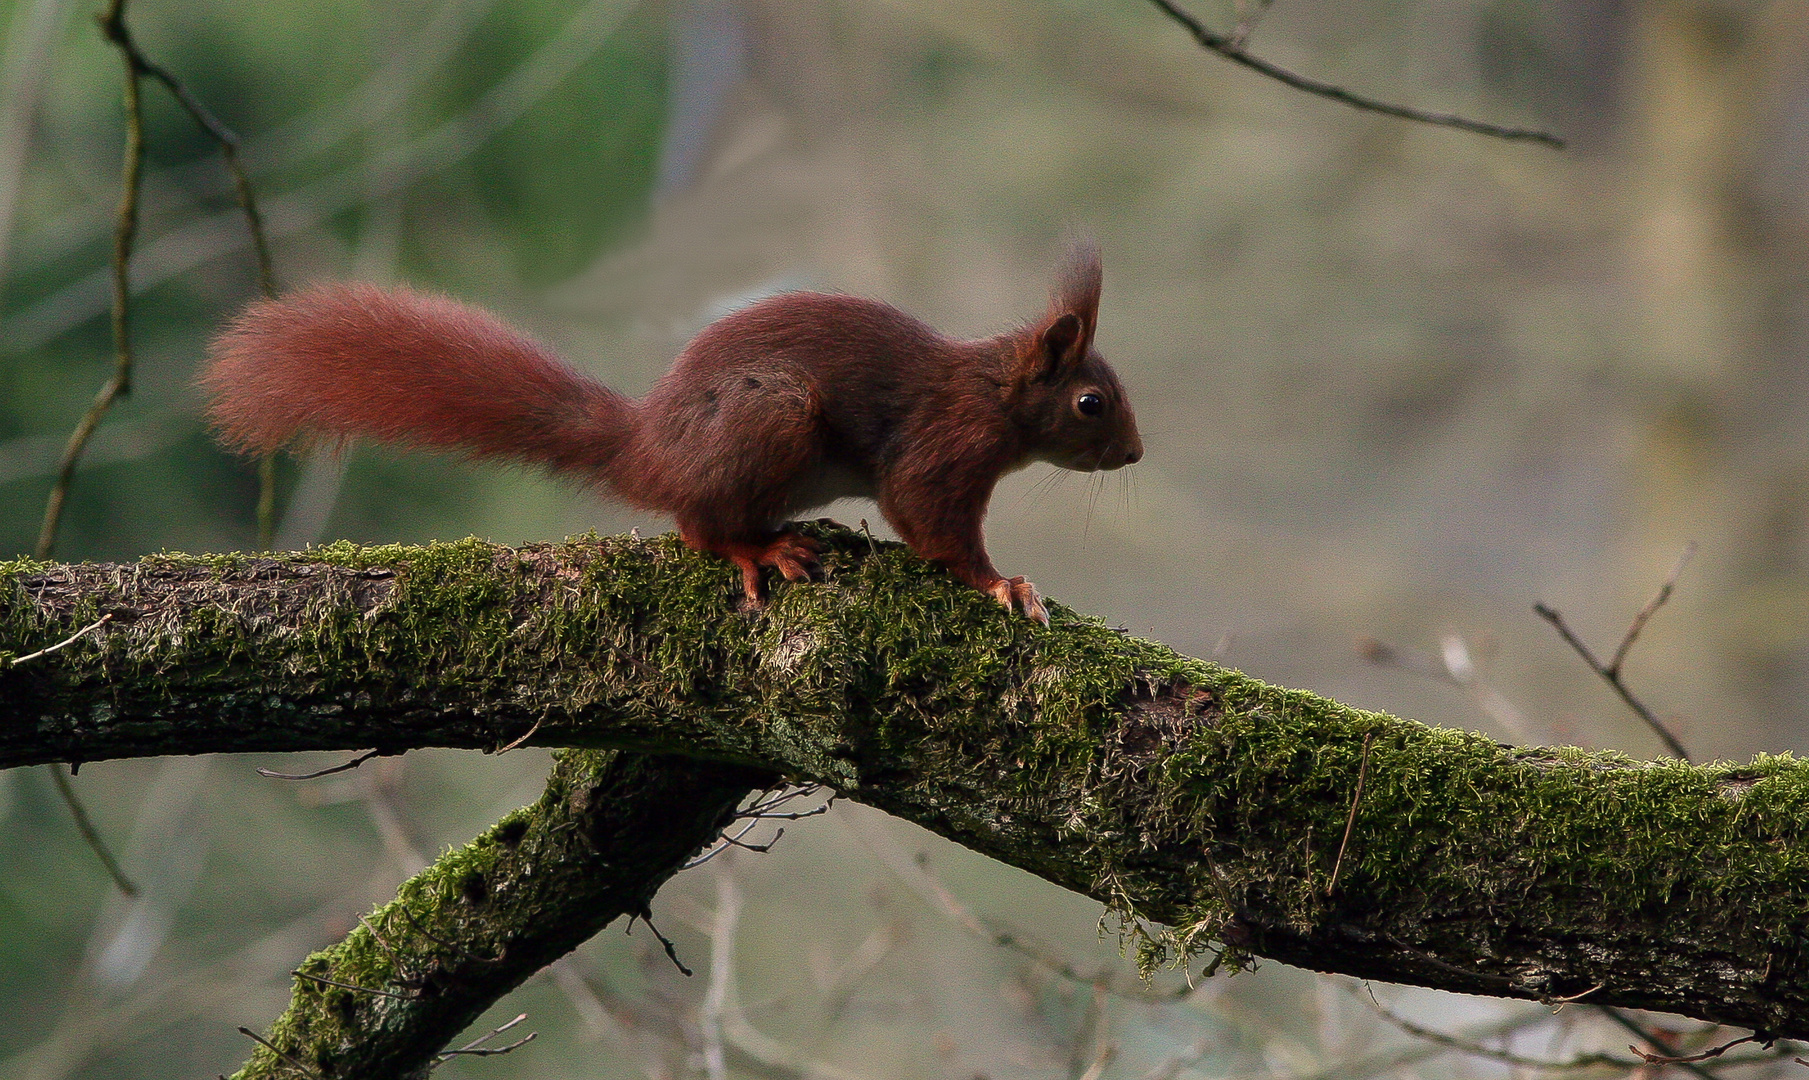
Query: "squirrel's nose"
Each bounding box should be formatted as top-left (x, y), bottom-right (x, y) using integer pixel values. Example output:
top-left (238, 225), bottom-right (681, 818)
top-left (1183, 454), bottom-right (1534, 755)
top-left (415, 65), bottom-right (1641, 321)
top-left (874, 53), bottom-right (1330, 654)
top-left (1124, 442), bottom-right (1142, 465)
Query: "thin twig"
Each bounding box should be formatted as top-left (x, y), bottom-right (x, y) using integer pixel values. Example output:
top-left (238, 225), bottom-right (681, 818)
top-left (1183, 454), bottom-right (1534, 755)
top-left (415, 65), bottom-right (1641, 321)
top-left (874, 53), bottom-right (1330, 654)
top-left (1609, 542), bottom-right (1697, 675)
top-left (34, 1), bottom-right (145, 561)
top-left (1548, 982), bottom-right (1603, 1005)
top-left (1531, 558), bottom-right (1722, 1078)
top-left (495, 717), bottom-right (541, 754)
top-left (719, 826), bottom-right (783, 853)
top-left (10, 613), bottom-right (112, 665)
top-left (685, 820), bottom-right (764, 869)
top-left (1628, 1032), bottom-right (1764, 1066)
top-left (1533, 544), bottom-right (1696, 761)
top-left (93, 0), bottom-right (284, 552)
top-left (257, 748), bottom-right (383, 781)
top-left (728, 784), bottom-right (833, 823)
top-left (738, 803), bottom-right (832, 821)
top-left (237, 1026), bottom-right (321, 1076)
top-left (1326, 732), bottom-right (1373, 895)
top-left (631, 910), bottom-right (692, 977)
top-left (292, 967), bottom-right (420, 1000)
top-left (1598, 1007), bottom-right (1720, 1080)
top-left (396, 902), bottom-right (504, 965)
top-left (1358, 985), bottom-right (1635, 1070)
top-left (357, 914), bottom-right (406, 972)
top-left (47, 762), bottom-right (138, 896)
top-left (434, 1014), bottom-right (536, 1066)
top-left (736, 784), bottom-right (826, 817)
top-left (1146, 0), bottom-right (1564, 148)
top-left (435, 1032), bottom-right (538, 1064)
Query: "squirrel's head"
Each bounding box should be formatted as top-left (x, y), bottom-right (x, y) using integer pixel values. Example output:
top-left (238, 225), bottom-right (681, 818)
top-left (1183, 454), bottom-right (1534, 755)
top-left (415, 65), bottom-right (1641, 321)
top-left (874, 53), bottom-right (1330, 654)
top-left (1008, 242), bottom-right (1143, 472)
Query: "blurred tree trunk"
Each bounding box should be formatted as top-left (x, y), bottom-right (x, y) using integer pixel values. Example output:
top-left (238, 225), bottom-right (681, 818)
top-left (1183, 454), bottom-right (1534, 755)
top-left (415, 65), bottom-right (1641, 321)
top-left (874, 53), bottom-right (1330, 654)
top-left (5, 529), bottom-right (1809, 1074)
top-left (1619, 1), bottom-right (1809, 751)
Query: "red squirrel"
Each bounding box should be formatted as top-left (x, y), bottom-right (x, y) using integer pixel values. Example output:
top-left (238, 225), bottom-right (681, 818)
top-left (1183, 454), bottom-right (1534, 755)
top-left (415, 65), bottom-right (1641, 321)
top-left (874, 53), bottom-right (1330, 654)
top-left (202, 245), bottom-right (1141, 623)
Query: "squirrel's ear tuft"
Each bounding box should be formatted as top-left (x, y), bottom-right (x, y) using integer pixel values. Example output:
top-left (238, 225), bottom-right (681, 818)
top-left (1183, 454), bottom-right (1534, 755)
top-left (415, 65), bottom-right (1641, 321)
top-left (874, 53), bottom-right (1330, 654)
top-left (1054, 239), bottom-right (1102, 337)
top-left (1015, 241), bottom-right (1103, 385)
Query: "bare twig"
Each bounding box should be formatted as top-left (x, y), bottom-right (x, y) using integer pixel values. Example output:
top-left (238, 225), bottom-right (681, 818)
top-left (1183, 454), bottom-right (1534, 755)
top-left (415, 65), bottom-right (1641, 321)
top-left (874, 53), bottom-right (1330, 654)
top-left (631, 910), bottom-right (692, 977)
top-left (256, 748), bottom-right (383, 781)
top-left (357, 914), bottom-right (406, 972)
top-left (41, 0), bottom-right (281, 558)
top-left (1146, 0), bottom-right (1564, 148)
top-left (1358, 985), bottom-right (1635, 1070)
top-left (1598, 1007), bottom-right (1721, 1080)
top-left (47, 762), bottom-right (138, 896)
top-left (238, 1026), bottom-right (321, 1076)
top-left (735, 784), bottom-right (831, 820)
top-left (292, 967), bottom-right (420, 1000)
top-left (433, 1013), bottom-right (537, 1067)
top-left (1534, 543), bottom-right (1697, 761)
top-left (1628, 1032), bottom-right (1764, 1066)
top-left (65, 0), bottom-right (284, 559)
top-left (34, 0), bottom-right (144, 562)
top-left (1610, 543), bottom-right (1698, 675)
top-left (738, 803), bottom-right (832, 821)
top-left (1327, 732), bottom-right (1373, 895)
top-left (685, 820), bottom-right (764, 870)
top-left (1549, 982), bottom-right (1604, 1005)
top-left (9, 613), bottom-right (112, 665)
top-left (92, 0), bottom-right (284, 551)
top-left (720, 826), bottom-right (783, 853)
top-left (495, 717), bottom-right (541, 754)
top-left (688, 786), bottom-right (829, 868)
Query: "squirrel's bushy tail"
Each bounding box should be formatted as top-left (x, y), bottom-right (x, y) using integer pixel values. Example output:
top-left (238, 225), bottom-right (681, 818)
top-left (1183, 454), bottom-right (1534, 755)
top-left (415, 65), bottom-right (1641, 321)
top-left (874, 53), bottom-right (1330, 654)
top-left (203, 283), bottom-right (635, 479)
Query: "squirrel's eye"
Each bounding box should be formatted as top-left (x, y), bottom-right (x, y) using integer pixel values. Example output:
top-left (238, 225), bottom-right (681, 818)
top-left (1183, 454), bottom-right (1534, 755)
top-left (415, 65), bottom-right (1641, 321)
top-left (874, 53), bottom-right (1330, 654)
top-left (1076, 393), bottom-right (1105, 417)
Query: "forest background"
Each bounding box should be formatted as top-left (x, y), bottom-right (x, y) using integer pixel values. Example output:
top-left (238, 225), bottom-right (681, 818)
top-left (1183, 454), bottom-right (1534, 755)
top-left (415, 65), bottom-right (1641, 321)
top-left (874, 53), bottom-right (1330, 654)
top-left (1, 0), bottom-right (1804, 1077)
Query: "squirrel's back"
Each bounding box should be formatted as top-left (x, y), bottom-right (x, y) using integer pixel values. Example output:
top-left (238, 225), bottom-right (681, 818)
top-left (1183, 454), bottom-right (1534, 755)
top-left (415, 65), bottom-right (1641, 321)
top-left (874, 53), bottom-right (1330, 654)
top-left (203, 283), bottom-right (634, 478)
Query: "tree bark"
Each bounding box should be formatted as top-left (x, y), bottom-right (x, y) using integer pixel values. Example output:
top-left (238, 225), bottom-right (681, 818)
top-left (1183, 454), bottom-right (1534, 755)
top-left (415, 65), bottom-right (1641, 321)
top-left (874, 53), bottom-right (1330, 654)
top-left (4, 525), bottom-right (1807, 1054)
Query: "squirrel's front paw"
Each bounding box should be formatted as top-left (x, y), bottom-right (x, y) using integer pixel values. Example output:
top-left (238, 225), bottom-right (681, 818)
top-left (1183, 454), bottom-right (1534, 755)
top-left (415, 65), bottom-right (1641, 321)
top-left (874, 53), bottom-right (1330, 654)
top-left (986, 575), bottom-right (1049, 626)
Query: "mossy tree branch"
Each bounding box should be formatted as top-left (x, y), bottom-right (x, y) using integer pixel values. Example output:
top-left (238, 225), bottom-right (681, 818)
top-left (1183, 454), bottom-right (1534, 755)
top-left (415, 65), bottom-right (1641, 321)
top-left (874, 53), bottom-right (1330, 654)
top-left (4, 525), bottom-right (1809, 1056)
top-left (235, 749), bottom-right (769, 1079)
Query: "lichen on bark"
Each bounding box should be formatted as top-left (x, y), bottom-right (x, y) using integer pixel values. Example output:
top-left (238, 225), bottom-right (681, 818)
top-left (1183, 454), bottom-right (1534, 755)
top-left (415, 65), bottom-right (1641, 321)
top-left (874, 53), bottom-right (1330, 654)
top-left (3, 524), bottom-right (1808, 1057)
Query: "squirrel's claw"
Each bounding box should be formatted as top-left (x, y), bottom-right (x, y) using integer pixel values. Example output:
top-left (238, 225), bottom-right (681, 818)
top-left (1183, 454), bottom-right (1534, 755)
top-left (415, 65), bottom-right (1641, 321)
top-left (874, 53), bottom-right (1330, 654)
top-left (987, 575), bottom-right (1049, 626)
top-left (726, 531), bottom-right (824, 608)
top-left (768, 533), bottom-right (824, 583)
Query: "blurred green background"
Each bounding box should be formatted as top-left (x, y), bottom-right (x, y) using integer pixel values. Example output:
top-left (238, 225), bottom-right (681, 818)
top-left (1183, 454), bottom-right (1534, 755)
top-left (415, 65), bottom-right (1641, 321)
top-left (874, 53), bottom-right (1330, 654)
top-left (4, 0), bottom-right (1808, 1076)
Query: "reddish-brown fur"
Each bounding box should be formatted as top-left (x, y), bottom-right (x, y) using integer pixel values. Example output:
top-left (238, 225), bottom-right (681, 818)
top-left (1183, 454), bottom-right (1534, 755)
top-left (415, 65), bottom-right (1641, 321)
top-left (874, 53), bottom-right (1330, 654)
top-left (203, 246), bottom-right (1142, 622)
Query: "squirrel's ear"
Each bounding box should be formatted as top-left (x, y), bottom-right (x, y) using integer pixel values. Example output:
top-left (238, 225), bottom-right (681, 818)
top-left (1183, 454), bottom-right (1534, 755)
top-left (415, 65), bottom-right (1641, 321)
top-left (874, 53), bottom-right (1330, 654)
top-left (1016, 312), bottom-right (1085, 385)
top-left (1039, 313), bottom-right (1085, 377)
